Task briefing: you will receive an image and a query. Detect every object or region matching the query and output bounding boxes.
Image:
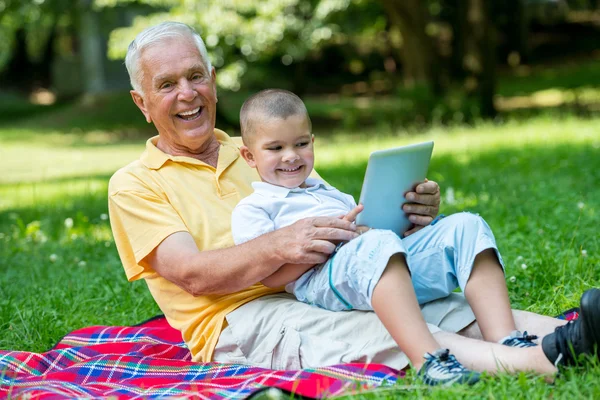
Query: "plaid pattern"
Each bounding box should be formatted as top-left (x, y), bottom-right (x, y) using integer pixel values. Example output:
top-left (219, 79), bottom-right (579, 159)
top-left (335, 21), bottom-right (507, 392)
top-left (0, 315), bottom-right (399, 399)
top-left (0, 310), bottom-right (580, 399)
top-left (556, 307), bottom-right (580, 321)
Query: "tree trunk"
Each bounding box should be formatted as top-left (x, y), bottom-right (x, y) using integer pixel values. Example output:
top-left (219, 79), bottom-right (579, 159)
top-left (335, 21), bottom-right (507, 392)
top-left (79, 0), bottom-right (106, 97)
top-left (34, 21), bottom-right (58, 89)
top-left (504, 0), bottom-right (529, 62)
top-left (450, 0), bottom-right (468, 80)
top-left (292, 62), bottom-right (307, 97)
top-left (464, 0), bottom-right (497, 118)
top-left (381, 0), bottom-right (440, 92)
top-left (2, 28), bottom-right (35, 92)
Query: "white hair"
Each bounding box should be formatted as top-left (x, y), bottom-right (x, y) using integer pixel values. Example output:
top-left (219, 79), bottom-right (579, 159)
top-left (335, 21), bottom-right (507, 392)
top-left (125, 21), bottom-right (213, 93)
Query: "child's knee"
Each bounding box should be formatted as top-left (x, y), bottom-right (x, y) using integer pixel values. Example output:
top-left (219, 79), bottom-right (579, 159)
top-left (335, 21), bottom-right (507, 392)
top-left (446, 212), bottom-right (492, 239)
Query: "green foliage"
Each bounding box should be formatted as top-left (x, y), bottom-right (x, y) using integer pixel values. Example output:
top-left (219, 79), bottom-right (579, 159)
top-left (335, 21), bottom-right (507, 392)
top-left (0, 0), bottom-right (74, 71)
top-left (106, 0), bottom-right (382, 90)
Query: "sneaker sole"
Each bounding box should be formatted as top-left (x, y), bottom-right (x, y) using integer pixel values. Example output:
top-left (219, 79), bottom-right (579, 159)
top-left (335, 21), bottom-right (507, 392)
top-left (580, 288), bottom-right (600, 357)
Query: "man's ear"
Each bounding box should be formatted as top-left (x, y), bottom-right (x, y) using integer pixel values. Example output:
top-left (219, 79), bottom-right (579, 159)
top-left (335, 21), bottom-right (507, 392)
top-left (130, 90), bottom-right (152, 123)
top-left (311, 134), bottom-right (315, 143)
top-left (239, 145), bottom-right (256, 168)
top-left (211, 68), bottom-right (218, 103)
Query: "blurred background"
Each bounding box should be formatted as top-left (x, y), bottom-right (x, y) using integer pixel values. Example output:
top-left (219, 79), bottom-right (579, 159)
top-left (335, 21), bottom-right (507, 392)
top-left (2, 0), bottom-right (600, 132)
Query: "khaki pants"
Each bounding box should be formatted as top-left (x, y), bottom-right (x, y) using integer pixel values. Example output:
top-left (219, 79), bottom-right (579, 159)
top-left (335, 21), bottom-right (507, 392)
top-left (213, 292), bottom-right (475, 371)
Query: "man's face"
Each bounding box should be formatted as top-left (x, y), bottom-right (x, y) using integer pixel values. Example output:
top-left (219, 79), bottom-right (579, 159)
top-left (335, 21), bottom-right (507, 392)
top-left (131, 36), bottom-right (218, 154)
top-left (241, 114), bottom-right (315, 189)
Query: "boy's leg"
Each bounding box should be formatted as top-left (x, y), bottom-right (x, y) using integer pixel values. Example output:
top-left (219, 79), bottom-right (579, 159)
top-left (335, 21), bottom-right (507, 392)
top-left (371, 253), bottom-right (440, 370)
top-left (463, 248), bottom-right (517, 342)
top-left (307, 229), bottom-right (448, 370)
top-left (403, 212), bottom-right (518, 342)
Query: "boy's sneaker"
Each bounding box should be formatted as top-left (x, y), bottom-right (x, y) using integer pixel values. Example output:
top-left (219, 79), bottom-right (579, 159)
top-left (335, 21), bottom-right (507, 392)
top-left (542, 288), bottom-right (600, 366)
top-left (418, 348), bottom-right (481, 386)
top-left (499, 330), bottom-right (538, 348)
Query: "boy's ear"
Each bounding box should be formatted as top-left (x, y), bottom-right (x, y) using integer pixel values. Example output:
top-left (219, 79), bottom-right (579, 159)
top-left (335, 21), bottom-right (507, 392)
top-left (239, 145), bottom-right (257, 168)
top-left (131, 90), bottom-right (152, 123)
top-left (311, 134), bottom-right (314, 143)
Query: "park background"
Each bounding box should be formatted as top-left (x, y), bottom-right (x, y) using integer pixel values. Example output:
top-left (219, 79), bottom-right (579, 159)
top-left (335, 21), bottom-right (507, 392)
top-left (1, 0), bottom-right (600, 397)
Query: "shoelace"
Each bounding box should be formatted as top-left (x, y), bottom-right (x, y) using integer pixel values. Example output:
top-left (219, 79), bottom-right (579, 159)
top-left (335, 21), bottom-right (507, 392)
top-left (520, 331), bottom-right (538, 342)
top-left (510, 331), bottom-right (538, 346)
top-left (427, 349), bottom-right (467, 373)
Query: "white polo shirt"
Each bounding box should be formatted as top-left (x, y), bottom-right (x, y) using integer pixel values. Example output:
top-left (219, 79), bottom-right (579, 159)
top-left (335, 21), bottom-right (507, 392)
top-left (231, 177), bottom-right (357, 244)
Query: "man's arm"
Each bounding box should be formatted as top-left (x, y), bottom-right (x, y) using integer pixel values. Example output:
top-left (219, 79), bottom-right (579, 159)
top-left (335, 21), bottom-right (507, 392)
top-left (145, 216), bottom-right (359, 296)
top-left (258, 204), bottom-right (366, 288)
top-left (402, 179), bottom-right (441, 237)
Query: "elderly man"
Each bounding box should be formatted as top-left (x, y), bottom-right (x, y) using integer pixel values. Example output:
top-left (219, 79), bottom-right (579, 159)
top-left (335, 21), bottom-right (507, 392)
top-left (109, 21), bottom-right (600, 378)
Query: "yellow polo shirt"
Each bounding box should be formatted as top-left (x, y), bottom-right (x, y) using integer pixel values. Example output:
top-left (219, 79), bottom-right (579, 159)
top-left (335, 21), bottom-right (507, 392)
top-left (108, 129), bottom-right (282, 362)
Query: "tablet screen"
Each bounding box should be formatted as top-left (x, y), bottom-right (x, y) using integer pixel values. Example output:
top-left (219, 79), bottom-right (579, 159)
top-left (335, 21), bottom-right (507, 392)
top-left (355, 141), bottom-right (434, 236)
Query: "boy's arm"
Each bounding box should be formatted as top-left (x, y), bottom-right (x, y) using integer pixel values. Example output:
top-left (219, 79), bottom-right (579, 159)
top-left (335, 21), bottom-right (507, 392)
top-left (231, 202), bottom-right (276, 246)
top-left (232, 202), bottom-right (315, 287)
top-left (263, 203), bottom-right (367, 288)
top-left (261, 263), bottom-right (316, 288)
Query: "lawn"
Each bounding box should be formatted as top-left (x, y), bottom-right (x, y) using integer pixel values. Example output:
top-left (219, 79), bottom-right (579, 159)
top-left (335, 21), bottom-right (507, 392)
top-left (1, 89), bottom-right (600, 396)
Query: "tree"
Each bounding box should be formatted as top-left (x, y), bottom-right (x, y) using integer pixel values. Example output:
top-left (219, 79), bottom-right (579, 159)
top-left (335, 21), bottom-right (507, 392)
top-left (79, 0), bottom-right (107, 96)
top-left (379, 0), bottom-right (440, 90)
top-left (462, 0), bottom-right (497, 117)
top-left (0, 0), bottom-right (68, 90)
top-left (105, 0), bottom-right (375, 92)
top-left (0, 0), bottom-right (107, 95)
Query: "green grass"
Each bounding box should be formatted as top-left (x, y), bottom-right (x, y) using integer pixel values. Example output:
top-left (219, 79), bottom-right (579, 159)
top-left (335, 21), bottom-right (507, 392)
top-left (1, 111), bottom-right (599, 397)
top-left (1, 60), bottom-right (600, 396)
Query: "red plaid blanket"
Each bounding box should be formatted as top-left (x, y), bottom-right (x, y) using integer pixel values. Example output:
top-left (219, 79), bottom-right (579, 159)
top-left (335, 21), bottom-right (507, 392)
top-left (0, 316), bottom-right (400, 399)
top-left (0, 309), bottom-right (579, 398)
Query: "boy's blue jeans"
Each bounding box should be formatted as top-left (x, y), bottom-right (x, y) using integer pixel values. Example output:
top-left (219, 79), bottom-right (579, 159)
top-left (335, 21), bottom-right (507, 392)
top-left (287, 212), bottom-right (504, 311)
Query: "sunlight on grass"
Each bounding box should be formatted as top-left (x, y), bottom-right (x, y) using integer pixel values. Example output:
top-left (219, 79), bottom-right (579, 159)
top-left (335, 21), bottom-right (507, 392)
top-left (3, 115), bottom-right (599, 213)
top-left (1, 139), bottom-right (143, 185)
top-left (0, 179), bottom-right (109, 210)
top-left (315, 116), bottom-right (600, 169)
top-left (496, 87), bottom-right (600, 111)
top-left (2, 113), bottom-right (600, 397)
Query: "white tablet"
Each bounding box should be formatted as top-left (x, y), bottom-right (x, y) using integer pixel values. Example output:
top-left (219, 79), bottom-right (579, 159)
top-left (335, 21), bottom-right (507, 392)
top-left (355, 141), bottom-right (434, 236)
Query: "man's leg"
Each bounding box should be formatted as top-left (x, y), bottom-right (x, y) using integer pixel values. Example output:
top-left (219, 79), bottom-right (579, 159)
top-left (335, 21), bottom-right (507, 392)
top-left (459, 309), bottom-right (567, 341)
top-left (433, 330), bottom-right (557, 376)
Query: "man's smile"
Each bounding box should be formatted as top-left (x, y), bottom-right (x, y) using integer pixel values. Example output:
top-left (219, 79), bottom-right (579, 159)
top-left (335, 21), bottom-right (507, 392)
top-left (177, 106), bottom-right (203, 121)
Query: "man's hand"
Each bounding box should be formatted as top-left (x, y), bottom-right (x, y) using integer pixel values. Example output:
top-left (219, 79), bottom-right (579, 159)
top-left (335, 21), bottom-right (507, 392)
top-left (273, 216), bottom-right (359, 265)
top-left (402, 179), bottom-right (441, 237)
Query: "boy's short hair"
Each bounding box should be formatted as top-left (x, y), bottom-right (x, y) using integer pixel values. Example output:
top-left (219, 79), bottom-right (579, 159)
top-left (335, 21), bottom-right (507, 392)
top-left (240, 89), bottom-right (312, 143)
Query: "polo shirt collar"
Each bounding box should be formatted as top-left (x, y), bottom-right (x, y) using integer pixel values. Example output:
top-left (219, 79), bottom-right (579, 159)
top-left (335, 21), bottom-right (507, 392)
top-left (140, 129), bottom-right (239, 170)
top-left (252, 177), bottom-right (333, 198)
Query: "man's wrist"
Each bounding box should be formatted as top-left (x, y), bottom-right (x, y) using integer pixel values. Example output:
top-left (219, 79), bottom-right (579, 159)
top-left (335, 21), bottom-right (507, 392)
top-left (256, 230), bottom-right (288, 267)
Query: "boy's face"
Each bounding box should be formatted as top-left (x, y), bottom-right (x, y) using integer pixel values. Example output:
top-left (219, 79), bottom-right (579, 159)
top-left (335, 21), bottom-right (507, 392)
top-left (240, 114), bottom-right (314, 189)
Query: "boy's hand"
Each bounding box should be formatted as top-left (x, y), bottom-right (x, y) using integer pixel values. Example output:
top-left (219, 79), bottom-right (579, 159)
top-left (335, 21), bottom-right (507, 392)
top-left (402, 179), bottom-right (440, 237)
top-left (341, 204), bottom-right (364, 223)
top-left (340, 204), bottom-right (370, 235)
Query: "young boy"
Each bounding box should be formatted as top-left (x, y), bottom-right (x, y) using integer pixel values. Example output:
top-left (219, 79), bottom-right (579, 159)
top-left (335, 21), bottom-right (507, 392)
top-left (231, 89), bottom-right (540, 386)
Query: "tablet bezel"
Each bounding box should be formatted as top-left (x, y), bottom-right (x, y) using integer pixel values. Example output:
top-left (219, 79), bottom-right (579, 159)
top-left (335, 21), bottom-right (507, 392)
top-left (355, 141), bottom-right (434, 236)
